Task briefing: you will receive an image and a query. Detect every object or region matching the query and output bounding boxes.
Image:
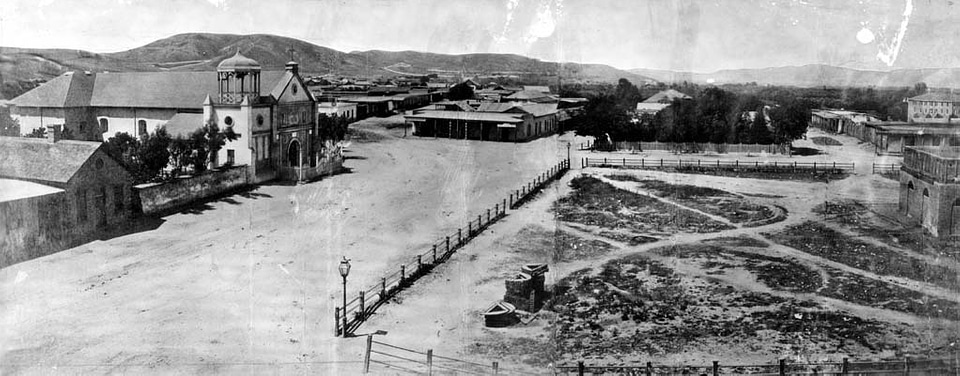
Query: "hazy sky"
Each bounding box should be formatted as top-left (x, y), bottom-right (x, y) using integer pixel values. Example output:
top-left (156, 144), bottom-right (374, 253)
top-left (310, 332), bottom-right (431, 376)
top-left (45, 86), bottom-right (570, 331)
top-left (1, 0), bottom-right (956, 72)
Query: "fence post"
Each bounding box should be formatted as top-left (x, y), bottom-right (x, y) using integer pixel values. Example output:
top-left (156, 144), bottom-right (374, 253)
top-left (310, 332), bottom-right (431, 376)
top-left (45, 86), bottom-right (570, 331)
top-left (400, 265), bottom-right (405, 285)
top-left (623, 157), bottom-right (626, 166)
top-left (334, 307), bottom-right (340, 336)
top-left (432, 245), bottom-right (437, 264)
top-left (487, 209), bottom-right (491, 224)
top-left (578, 361), bottom-right (585, 376)
top-left (779, 359), bottom-right (786, 376)
top-left (359, 291), bottom-right (365, 320)
top-left (445, 236), bottom-right (450, 255)
top-left (417, 255), bottom-right (422, 275)
top-left (646, 361), bottom-right (653, 376)
top-left (427, 349), bottom-right (434, 376)
top-left (903, 356), bottom-right (909, 376)
top-left (713, 360), bottom-right (719, 376)
top-left (503, 199), bottom-right (507, 213)
top-left (494, 204), bottom-right (498, 218)
top-left (509, 193), bottom-right (514, 208)
top-left (841, 358), bottom-right (849, 375)
top-left (363, 334), bottom-right (373, 373)
top-left (493, 361), bottom-right (499, 375)
top-left (660, 159), bottom-right (663, 168)
top-left (468, 222), bottom-right (472, 236)
top-left (381, 277), bottom-right (386, 298)
top-left (458, 229), bottom-right (462, 245)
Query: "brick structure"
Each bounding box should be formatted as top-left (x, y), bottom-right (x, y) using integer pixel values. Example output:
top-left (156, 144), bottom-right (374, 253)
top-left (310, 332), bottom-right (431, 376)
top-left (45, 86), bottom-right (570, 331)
top-left (503, 263), bottom-right (549, 312)
top-left (899, 146), bottom-right (960, 237)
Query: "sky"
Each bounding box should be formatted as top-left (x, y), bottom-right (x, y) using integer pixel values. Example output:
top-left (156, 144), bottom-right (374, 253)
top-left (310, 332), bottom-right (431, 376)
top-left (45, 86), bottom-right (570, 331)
top-left (1, 0), bottom-right (956, 72)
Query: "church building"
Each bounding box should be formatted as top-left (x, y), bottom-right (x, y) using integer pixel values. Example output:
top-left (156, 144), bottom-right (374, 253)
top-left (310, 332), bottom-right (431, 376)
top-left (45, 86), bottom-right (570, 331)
top-left (10, 51), bottom-right (332, 183)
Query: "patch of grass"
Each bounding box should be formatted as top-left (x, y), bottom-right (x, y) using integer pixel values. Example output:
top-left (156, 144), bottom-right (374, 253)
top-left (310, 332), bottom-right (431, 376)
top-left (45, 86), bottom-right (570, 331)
top-left (654, 244), bottom-right (821, 293)
top-left (764, 221), bottom-right (960, 291)
top-left (820, 266), bottom-right (960, 319)
top-left (555, 176), bottom-right (734, 234)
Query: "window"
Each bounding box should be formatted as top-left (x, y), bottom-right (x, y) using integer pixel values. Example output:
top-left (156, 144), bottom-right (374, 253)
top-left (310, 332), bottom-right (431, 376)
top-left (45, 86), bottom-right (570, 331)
top-left (76, 190), bottom-right (87, 222)
top-left (256, 114), bottom-right (264, 126)
top-left (99, 118), bottom-right (109, 132)
top-left (138, 120), bottom-right (147, 136)
top-left (227, 149), bottom-right (235, 165)
top-left (114, 185), bottom-right (124, 213)
top-left (224, 116), bottom-right (233, 126)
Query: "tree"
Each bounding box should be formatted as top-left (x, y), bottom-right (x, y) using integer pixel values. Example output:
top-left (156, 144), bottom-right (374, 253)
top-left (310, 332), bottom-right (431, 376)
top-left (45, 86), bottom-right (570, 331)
top-left (140, 127), bottom-right (171, 181)
top-left (168, 136), bottom-right (193, 175)
top-left (317, 114), bottom-right (349, 146)
top-left (614, 78), bottom-right (641, 110)
top-left (447, 82), bottom-right (475, 101)
top-left (914, 82), bottom-right (928, 95)
top-left (26, 127), bottom-right (46, 138)
top-left (201, 121), bottom-right (239, 168)
top-left (0, 111), bottom-right (19, 136)
top-left (104, 132), bottom-right (142, 176)
top-left (768, 101), bottom-right (811, 146)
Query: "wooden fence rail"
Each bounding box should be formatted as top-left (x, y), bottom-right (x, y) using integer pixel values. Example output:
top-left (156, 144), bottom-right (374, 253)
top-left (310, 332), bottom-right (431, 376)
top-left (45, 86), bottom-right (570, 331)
top-left (557, 355), bottom-right (960, 376)
top-left (580, 140), bottom-right (785, 154)
top-left (364, 337), bottom-right (506, 375)
top-left (335, 159), bottom-right (571, 337)
top-left (872, 163), bottom-right (901, 179)
top-left (582, 157), bottom-right (854, 174)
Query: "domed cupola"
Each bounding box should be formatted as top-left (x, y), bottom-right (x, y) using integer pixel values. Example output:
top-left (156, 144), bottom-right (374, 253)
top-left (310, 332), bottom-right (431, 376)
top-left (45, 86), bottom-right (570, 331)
top-left (217, 49), bottom-right (261, 104)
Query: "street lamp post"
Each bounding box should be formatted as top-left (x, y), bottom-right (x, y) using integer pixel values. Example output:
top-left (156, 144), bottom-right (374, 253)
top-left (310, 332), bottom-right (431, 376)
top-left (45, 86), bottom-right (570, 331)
top-left (338, 256), bottom-right (352, 337)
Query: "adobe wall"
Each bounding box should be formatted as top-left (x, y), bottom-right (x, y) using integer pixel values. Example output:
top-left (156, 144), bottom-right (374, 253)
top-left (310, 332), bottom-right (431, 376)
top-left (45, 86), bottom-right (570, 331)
top-left (136, 166), bottom-right (249, 216)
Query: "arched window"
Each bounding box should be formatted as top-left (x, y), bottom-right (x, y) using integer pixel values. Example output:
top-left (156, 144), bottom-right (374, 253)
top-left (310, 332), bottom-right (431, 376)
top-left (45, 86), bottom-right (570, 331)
top-left (138, 120), bottom-right (147, 136)
top-left (99, 118), bottom-right (109, 132)
top-left (923, 188), bottom-right (930, 197)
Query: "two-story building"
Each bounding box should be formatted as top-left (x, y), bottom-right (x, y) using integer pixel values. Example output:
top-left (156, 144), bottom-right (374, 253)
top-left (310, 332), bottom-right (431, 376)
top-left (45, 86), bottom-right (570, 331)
top-left (899, 146), bottom-right (960, 237)
top-left (907, 92), bottom-right (960, 123)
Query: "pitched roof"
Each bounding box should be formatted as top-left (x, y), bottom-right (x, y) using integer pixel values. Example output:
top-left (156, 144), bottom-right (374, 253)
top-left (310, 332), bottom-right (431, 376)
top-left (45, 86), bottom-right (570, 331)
top-left (10, 72), bottom-right (95, 108)
top-left (643, 89), bottom-right (692, 103)
top-left (13, 71), bottom-right (288, 110)
top-left (91, 71), bottom-right (285, 109)
top-left (516, 103), bottom-right (558, 117)
top-left (506, 90), bottom-right (553, 100)
top-left (908, 92), bottom-right (960, 102)
top-left (0, 178), bottom-right (63, 203)
top-left (405, 110), bottom-right (524, 123)
top-left (636, 103), bottom-right (671, 113)
top-left (523, 85), bottom-right (551, 93)
top-left (476, 102), bottom-right (517, 113)
top-left (0, 137), bottom-right (102, 185)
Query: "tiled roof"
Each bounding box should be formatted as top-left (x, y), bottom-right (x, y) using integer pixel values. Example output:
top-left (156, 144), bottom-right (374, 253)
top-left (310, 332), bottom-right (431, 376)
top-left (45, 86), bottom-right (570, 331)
top-left (405, 110), bottom-right (524, 123)
top-left (505, 90), bottom-right (553, 100)
top-left (908, 92), bottom-right (960, 102)
top-left (517, 103), bottom-right (558, 117)
top-left (476, 103), bottom-right (517, 113)
top-left (0, 137), bottom-right (102, 185)
top-left (13, 71), bottom-right (288, 110)
top-left (10, 72), bottom-right (95, 108)
top-left (643, 89), bottom-right (692, 103)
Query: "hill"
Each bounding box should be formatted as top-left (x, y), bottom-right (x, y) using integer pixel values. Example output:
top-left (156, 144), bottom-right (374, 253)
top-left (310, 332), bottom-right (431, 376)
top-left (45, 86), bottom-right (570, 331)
top-left (0, 32), bottom-right (654, 99)
top-left (630, 64), bottom-right (960, 88)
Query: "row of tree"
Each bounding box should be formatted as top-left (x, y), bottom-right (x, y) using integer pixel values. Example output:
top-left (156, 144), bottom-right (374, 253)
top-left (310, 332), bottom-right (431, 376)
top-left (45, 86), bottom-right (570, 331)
top-left (103, 114), bottom-right (349, 184)
top-left (568, 79), bottom-right (812, 146)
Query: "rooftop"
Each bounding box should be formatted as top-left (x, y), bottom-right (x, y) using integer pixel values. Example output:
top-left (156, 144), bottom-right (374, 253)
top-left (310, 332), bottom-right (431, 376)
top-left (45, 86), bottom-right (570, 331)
top-left (217, 50), bottom-right (261, 72)
top-left (0, 178), bottom-right (63, 203)
top-left (405, 110), bottom-right (524, 123)
top-left (0, 137), bottom-right (103, 185)
top-left (908, 92), bottom-right (960, 102)
top-left (906, 146), bottom-right (960, 160)
top-left (643, 89), bottom-right (692, 104)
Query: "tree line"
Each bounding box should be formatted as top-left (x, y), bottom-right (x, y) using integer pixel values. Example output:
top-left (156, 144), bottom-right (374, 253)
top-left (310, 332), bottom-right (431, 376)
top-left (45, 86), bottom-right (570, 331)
top-left (567, 79), bottom-right (812, 147)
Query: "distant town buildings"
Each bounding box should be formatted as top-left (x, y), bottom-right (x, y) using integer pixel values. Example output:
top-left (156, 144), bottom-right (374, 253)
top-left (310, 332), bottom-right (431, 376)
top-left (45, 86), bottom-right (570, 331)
top-left (906, 92), bottom-right (960, 123)
top-left (635, 89), bottom-right (693, 116)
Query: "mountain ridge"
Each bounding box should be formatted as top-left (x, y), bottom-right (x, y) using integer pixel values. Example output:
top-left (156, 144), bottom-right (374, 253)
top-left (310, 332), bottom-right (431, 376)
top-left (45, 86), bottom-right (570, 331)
top-left (0, 32), bottom-right (654, 99)
top-left (629, 64), bottom-right (960, 88)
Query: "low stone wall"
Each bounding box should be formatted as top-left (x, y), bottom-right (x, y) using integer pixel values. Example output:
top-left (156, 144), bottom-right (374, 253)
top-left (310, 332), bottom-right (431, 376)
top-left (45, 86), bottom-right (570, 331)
top-left (135, 166), bottom-right (250, 216)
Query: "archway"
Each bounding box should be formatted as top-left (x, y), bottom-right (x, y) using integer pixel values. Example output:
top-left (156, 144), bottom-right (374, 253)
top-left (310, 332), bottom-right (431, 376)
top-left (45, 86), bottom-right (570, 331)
top-left (288, 140), bottom-right (301, 167)
top-left (921, 188), bottom-right (930, 227)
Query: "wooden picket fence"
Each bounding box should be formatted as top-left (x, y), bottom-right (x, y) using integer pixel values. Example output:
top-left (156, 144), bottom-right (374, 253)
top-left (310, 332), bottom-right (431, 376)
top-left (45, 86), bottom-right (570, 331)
top-left (557, 355), bottom-right (960, 376)
top-left (579, 140), bottom-right (785, 154)
top-left (582, 157), bottom-right (853, 174)
top-left (335, 159), bottom-right (571, 337)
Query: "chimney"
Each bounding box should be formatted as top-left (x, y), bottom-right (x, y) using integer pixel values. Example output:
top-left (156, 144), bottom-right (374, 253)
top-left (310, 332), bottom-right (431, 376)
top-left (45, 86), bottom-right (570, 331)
top-left (285, 61), bottom-right (299, 74)
top-left (46, 124), bottom-right (62, 143)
